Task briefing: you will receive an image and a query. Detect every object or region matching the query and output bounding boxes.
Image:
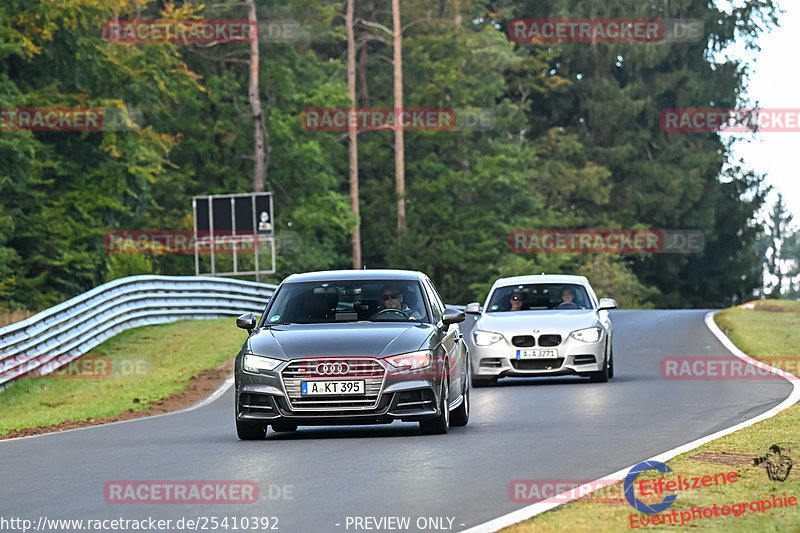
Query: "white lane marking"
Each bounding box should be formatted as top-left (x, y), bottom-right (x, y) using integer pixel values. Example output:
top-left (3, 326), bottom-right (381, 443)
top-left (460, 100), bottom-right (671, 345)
top-left (0, 374), bottom-right (235, 443)
top-left (459, 311), bottom-right (800, 533)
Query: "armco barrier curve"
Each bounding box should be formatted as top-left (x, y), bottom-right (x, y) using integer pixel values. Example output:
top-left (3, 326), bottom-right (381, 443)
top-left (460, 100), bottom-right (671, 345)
top-left (0, 275), bottom-right (276, 389)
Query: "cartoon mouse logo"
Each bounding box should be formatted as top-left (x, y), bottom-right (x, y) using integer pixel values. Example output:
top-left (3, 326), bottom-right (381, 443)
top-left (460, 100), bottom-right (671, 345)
top-left (754, 445), bottom-right (793, 482)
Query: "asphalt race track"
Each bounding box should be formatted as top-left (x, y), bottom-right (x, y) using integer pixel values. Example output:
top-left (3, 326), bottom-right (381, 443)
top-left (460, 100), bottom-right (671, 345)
top-left (0, 310), bottom-right (792, 533)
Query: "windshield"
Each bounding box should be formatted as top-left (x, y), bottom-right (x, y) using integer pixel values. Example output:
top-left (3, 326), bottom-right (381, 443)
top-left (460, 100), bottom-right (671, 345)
top-left (263, 279), bottom-right (429, 324)
top-left (486, 283), bottom-right (592, 311)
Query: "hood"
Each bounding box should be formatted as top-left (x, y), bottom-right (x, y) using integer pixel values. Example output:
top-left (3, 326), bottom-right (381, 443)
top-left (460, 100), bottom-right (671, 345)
top-left (247, 322), bottom-right (434, 359)
top-left (476, 310), bottom-right (599, 335)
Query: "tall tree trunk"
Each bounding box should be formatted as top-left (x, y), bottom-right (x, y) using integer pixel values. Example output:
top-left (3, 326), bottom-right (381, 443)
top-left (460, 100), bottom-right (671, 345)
top-left (247, 0), bottom-right (266, 192)
top-left (454, 0), bottom-right (462, 25)
top-left (358, 43), bottom-right (370, 107)
top-left (346, 0), bottom-right (362, 268)
top-left (392, 0), bottom-right (406, 238)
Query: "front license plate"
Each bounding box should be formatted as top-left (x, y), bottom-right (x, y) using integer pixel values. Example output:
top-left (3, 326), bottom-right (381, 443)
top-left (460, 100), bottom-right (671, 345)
top-left (301, 380), bottom-right (365, 395)
top-left (516, 349), bottom-right (558, 359)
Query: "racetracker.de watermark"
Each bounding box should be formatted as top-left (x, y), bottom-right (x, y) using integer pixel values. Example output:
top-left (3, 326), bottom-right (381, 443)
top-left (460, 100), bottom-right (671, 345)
top-left (104, 481), bottom-right (260, 504)
top-left (660, 356), bottom-right (800, 380)
top-left (510, 18), bottom-right (661, 42)
top-left (0, 108), bottom-right (141, 132)
top-left (1, 355), bottom-right (151, 380)
top-left (661, 108), bottom-right (800, 132)
top-left (104, 231), bottom-right (260, 254)
top-left (508, 229), bottom-right (704, 254)
top-left (509, 479), bottom-right (624, 504)
top-left (302, 108), bottom-right (455, 132)
top-left (103, 20), bottom-right (257, 44)
top-left (103, 19), bottom-right (303, 44)
top-left (509, 19), bottom-right (703, 43)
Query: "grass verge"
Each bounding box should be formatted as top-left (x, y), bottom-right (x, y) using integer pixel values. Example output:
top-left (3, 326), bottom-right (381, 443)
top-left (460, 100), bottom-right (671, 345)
top-left (0, 318), bottom-right (246, 436)
top-left (503, 299), bottom-right (800, 532)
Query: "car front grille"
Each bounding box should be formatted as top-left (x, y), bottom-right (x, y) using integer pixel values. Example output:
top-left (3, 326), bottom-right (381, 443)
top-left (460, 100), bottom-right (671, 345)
top-left (511, 358), bottom-right (564, 370)
top-left (537, 334), bottom-right (562, 347)
top-left (281, 358), bottom-right (386, 411)
top-left (512, 335), bottom-right (536, 347)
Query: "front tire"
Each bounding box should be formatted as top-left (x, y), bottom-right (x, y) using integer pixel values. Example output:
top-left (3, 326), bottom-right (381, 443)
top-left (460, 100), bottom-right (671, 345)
top-left (471, 375), bottom-right (495, 388)
top-left (607, 344), bottom-right (614, 379)
top-left (450, 374), bottom-right (470, 427)
top-left (420, 376), bottom-right (450, 435)
top-left (236, 419), bottom-right (267, 440)
top-left (271, 422), bottom-right (298, 432)
top-left (589, 342), bottom-right (610, 383)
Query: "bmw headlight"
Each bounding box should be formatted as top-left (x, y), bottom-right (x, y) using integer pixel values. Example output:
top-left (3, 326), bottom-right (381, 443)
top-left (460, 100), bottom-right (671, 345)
top-left (385, 351), bottom-right (432, 370)
top-left (243, 354), bottom-right (282, 373)
top-left (474, 330), bottom-right (503, 346)
top-left (570, 327), bottom-right (602, 343)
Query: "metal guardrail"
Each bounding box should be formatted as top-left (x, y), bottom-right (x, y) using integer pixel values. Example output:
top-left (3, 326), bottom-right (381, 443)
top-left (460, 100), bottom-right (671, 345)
top-left (0, 275), bottom-right (276, 388)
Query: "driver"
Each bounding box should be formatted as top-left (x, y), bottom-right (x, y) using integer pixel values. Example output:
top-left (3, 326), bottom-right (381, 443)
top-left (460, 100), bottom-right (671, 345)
top-left (509, 291), bottom-right (523, 311)
top-left (378, 285), bottom-right (418, 319)
top-left (560, 287), bottom-right (576, 304)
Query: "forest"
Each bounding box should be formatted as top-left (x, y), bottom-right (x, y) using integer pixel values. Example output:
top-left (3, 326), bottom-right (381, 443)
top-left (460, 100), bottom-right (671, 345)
top-left (1, 0), bottom-right (797, 313)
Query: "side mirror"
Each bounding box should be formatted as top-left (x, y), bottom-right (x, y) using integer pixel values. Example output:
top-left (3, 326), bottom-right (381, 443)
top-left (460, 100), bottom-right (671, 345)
top-left (599, 298), bottom-right (618, 310)
top-left (236, 312), bottom-right (256, 332)
top-left (465, 302), bottom-right (481, 314)
top-left (442, 308), bottom-right (466, 326)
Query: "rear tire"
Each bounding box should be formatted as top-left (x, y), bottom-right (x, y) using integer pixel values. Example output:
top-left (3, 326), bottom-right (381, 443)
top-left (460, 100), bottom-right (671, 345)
top-left (420, 377), bottom-right (450, 435)
top-left (236, 419), bottom-right (267, 440)
top-left (450, 375), bottom-right (470, 427)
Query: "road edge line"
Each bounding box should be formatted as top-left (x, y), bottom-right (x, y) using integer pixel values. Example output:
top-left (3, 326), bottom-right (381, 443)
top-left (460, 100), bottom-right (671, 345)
top-left (459, 310), bottom-right (800, 533)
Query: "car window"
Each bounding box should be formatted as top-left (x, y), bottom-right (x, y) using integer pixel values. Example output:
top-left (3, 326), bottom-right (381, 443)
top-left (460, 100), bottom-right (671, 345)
top-left (486, 283), bottom-right (592, 311)
top-left (263, 279), bottom-right (430, 324)
top-left (422, 278), bottom-right (444, 323)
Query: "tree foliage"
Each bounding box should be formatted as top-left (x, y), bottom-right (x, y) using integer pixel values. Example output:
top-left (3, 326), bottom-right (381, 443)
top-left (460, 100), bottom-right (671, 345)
top-left (0, 0), bottom-right (783, 311)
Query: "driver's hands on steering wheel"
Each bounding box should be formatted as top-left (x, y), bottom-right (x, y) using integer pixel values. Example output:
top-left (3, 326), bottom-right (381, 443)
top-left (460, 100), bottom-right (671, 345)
top-left (555, 301), bottom-right (581, 309)
top-left (371, 307), bottom-right (412, 320)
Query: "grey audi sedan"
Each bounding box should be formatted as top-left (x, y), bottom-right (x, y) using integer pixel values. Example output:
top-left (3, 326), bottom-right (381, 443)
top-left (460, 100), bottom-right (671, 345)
top-left (234, 269), bottom-right (469, 439)
top-left (466, 274), bottom-right (616, 386)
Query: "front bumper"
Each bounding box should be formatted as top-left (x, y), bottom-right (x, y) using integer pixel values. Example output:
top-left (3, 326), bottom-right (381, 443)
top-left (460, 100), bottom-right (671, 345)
top-left (470, 332), bottom-right (606, 379)
top-left (235, 357), bottom-right (444, 426)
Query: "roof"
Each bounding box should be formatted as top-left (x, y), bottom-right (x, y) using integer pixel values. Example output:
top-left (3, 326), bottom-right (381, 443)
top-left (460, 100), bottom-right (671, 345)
top-left (283, 269), bottom-right (425, 283)
top-left (492, 274), bottom-right (589, 288)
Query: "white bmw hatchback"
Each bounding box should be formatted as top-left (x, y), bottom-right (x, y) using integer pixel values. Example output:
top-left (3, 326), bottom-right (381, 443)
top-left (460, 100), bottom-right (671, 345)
top-left (465, 274), bottom-right (617, 386)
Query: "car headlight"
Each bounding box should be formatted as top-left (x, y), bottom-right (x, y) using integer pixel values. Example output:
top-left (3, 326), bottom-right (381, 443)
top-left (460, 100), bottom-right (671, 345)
top-left (243, 354), bottom-right (282, 373)
top-left (385, 351), bottom-right (432, 370)
top-left (570, 327), bottom-right (602, 343)
top-left (474, 330), bottom-right (503, 346)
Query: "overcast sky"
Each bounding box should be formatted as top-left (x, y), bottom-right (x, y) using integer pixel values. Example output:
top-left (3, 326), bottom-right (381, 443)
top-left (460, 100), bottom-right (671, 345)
top-left (728, 0), bottom-right (800, 224)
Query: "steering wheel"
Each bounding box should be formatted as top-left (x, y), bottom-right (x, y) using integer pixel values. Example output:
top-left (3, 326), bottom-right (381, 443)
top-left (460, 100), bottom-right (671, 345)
top-left (555, 301), bottom-right (581, 309)
top-left (371, 308), bottom-right (410, 320)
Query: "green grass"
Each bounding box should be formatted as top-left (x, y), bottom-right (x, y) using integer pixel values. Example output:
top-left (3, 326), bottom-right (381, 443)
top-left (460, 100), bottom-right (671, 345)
top-left (504, 299), bottom-right (800, 533)
top-left (0, 318), bottom-right (247, 435)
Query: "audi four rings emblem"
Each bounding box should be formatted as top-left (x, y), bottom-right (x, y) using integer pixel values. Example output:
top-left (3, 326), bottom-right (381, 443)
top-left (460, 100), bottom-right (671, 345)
top-left (316, 362), bottom-right (350, 375)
